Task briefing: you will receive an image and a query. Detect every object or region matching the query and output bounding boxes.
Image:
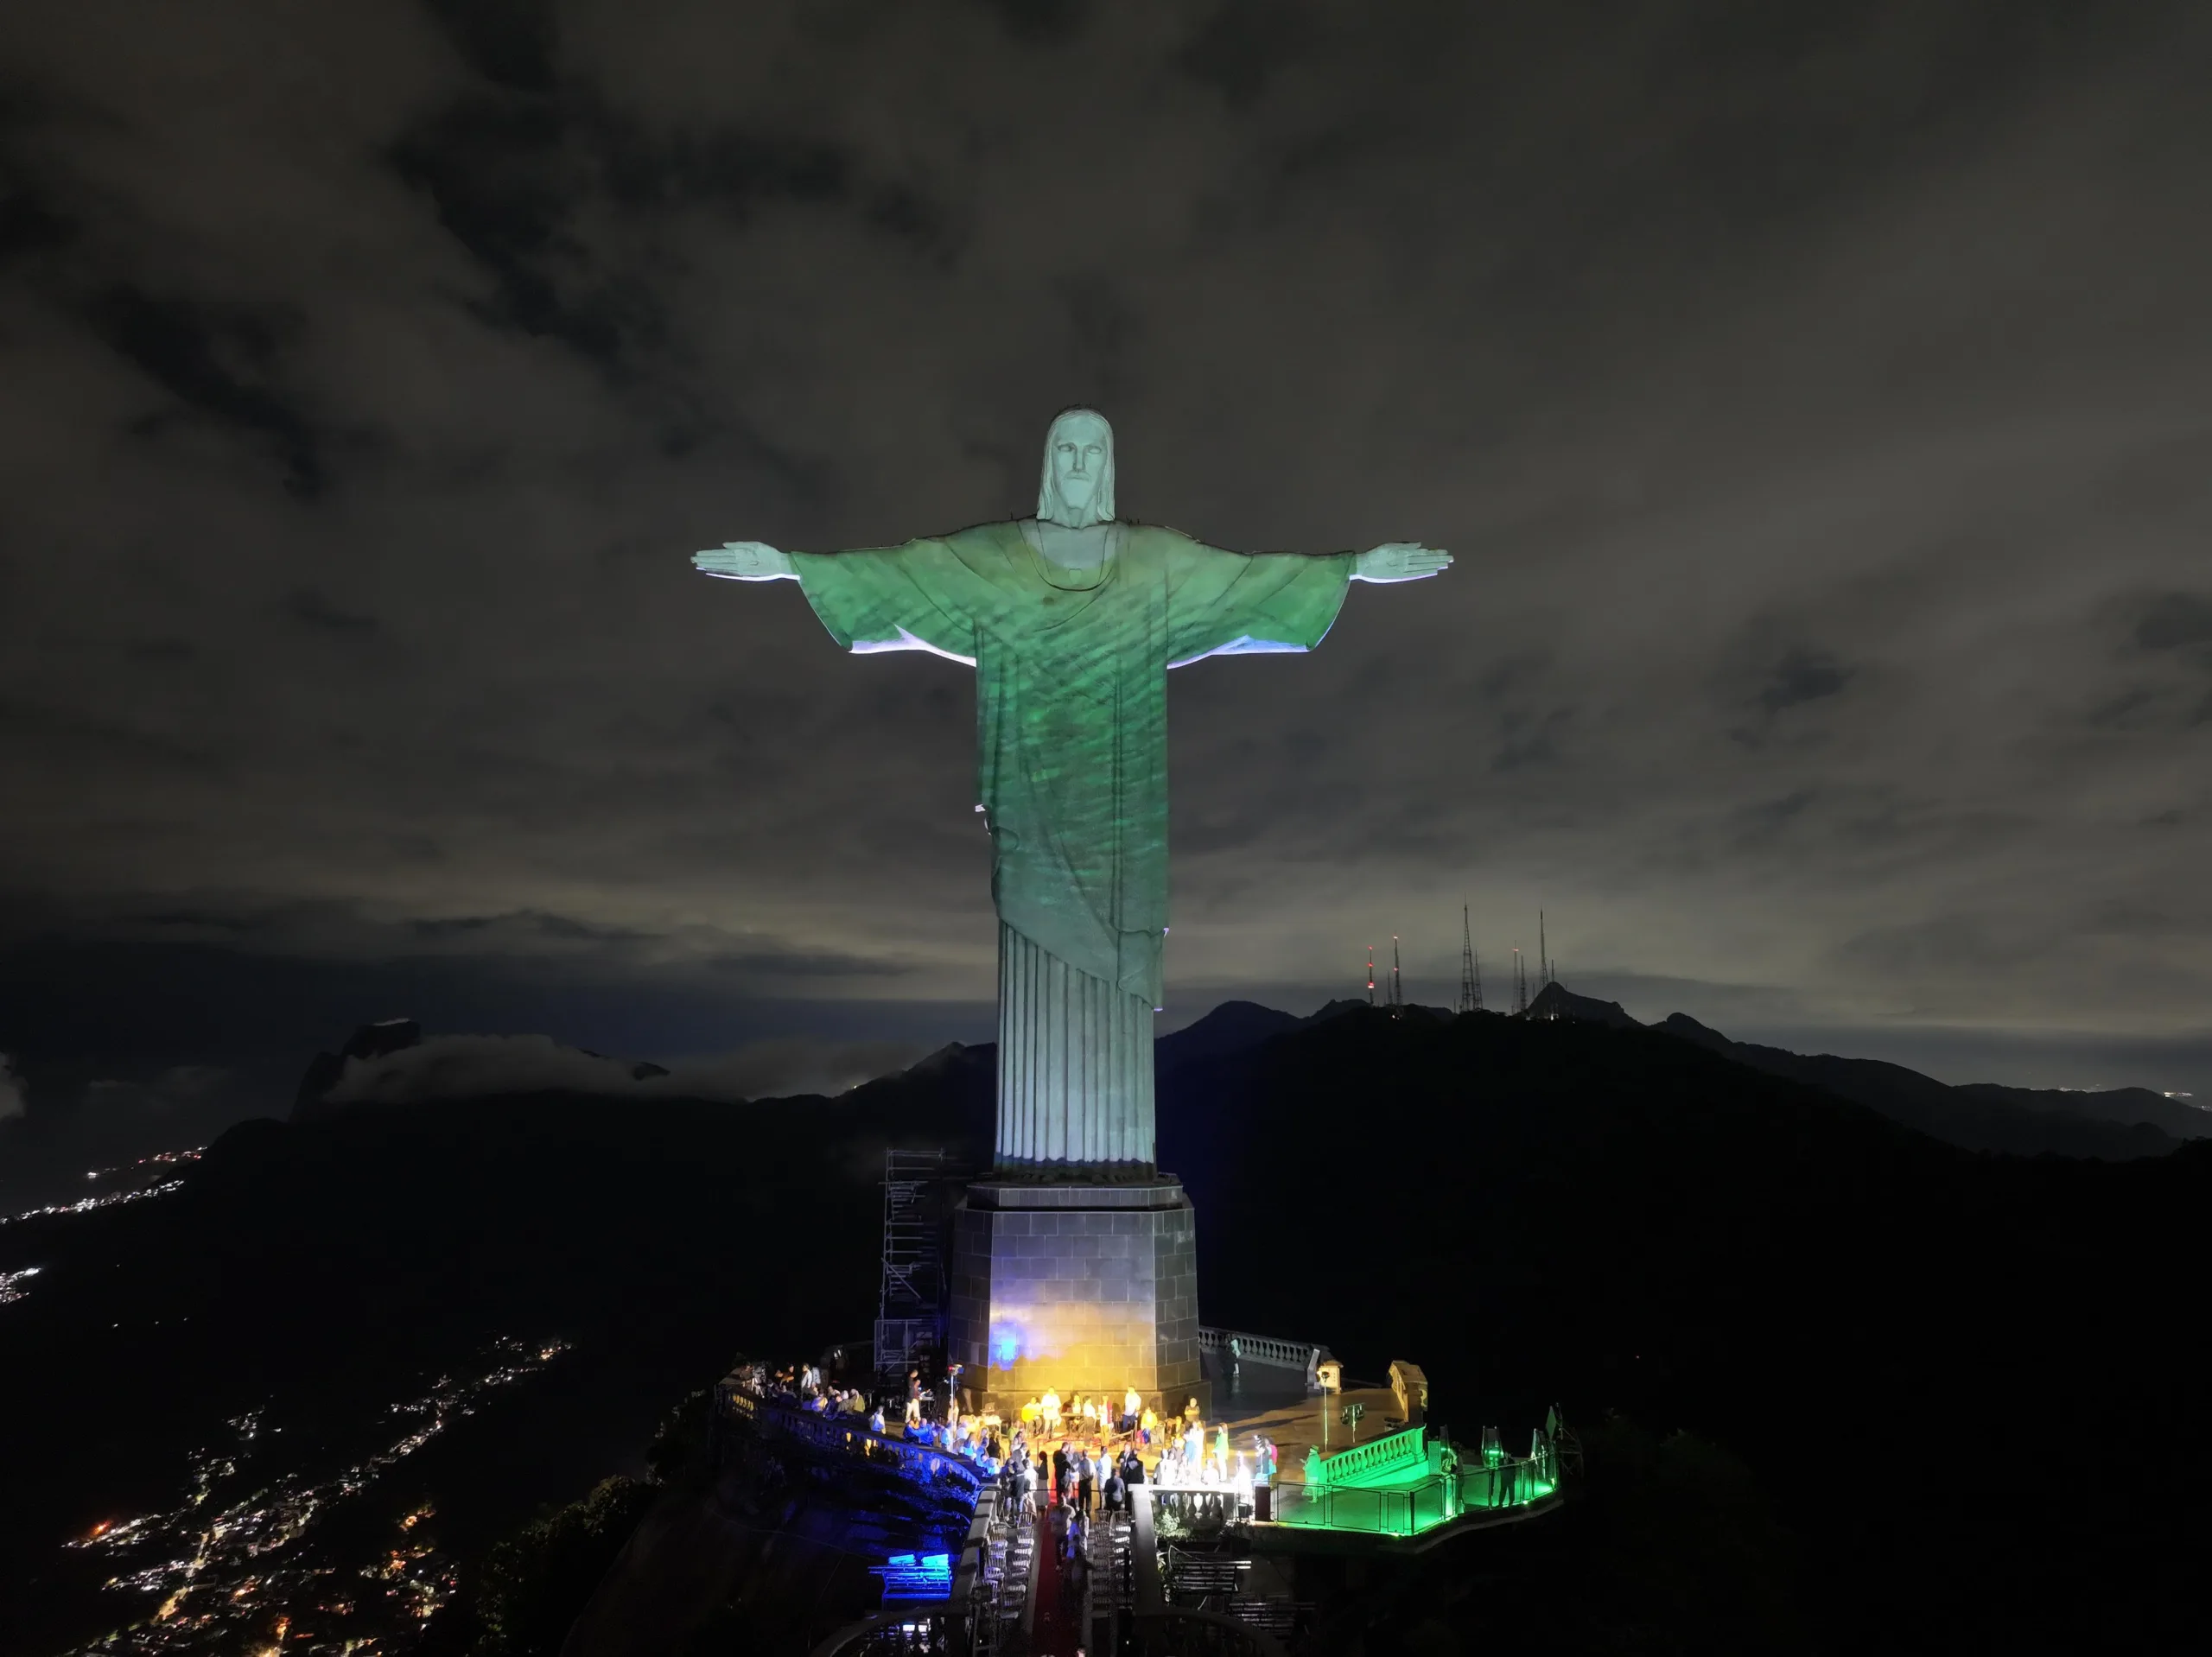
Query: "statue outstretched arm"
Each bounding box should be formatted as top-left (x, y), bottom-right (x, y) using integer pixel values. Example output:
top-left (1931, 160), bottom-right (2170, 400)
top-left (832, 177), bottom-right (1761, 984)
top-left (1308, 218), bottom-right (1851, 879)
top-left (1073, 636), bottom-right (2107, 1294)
top-left (701, 534), bottom-right (979, 663)
top-left (1160, 538), bottom-right (1444, 665)
top-left (693, 541), bottom-right (796, 581)
top-left (1351, 543), bottom-right (1452, 582)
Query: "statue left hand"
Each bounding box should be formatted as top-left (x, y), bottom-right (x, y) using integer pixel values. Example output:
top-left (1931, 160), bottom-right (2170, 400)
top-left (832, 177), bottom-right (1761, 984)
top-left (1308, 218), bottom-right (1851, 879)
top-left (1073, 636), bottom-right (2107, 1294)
top-left (1353, 543), bottom-right (1452, 583)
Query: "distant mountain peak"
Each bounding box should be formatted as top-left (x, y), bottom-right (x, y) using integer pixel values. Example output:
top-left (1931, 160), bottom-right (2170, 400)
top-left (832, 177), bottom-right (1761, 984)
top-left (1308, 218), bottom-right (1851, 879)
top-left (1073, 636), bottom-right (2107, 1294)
top-left (1649, 1011), bottom-right (2201, 1159)
top-left (1307, 997), bottom-right (1370, 1023)
top-left (1526, 981), bottom-right (1643, 1029)
top-left (1154, 1000), bottom-right (1306, 1070)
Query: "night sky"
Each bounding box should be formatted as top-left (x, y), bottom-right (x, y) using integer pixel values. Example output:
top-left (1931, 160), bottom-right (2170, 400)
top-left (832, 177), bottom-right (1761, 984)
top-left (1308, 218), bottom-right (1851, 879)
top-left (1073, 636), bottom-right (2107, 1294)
top-left (3, 1), bottom-right (2209, 1185)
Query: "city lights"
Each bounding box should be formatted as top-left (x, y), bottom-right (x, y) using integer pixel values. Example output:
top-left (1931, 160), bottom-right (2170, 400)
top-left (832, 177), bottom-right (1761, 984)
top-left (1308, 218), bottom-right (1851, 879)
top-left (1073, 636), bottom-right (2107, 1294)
top-left (59, 1335), bottom-right (569, 1654)
top-left (3, 1150), bottom-right (203, 1228)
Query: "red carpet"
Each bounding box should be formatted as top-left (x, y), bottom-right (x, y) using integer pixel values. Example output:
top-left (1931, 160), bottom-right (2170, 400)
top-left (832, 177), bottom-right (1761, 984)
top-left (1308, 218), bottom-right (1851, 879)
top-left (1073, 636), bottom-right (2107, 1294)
top-left (1027, 1488), bottom-right (1085, 1656)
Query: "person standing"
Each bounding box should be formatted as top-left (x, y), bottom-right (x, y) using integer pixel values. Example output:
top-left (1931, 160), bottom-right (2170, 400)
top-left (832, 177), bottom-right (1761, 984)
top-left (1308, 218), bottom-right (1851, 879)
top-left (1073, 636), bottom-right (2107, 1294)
top-left (1048, 1494), bottom-right (1071, 1562)
top-left (1103, 1465), bottom-right (1127, 1514)
top-left (1077, 1447), bottom-right (1096, 1514)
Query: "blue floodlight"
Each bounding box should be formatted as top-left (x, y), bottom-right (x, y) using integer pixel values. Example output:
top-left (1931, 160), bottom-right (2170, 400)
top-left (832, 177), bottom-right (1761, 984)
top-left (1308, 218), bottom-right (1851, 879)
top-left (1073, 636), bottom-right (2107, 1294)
top-left (871, 1551), bottom-right (955, 1601)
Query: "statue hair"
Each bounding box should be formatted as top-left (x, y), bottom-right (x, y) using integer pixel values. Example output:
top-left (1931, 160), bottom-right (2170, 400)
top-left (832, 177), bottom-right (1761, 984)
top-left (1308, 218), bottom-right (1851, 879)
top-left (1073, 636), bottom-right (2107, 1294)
top-left (1036, 407), bottom-right (1116, 526)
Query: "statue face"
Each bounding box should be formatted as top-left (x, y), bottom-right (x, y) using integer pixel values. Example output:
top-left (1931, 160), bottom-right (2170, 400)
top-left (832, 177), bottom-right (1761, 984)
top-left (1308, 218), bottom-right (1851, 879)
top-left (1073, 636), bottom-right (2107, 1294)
top-left (1051, 415), bottom-right (1109, 517)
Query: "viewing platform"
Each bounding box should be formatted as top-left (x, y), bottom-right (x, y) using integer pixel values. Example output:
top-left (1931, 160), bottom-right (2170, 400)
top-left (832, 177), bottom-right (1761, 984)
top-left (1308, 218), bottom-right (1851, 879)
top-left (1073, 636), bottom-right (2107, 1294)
top-left (1173, 1381), bottom-right (1566, 1548)
top-left (724, 1332), bottom-right (1568, 1655)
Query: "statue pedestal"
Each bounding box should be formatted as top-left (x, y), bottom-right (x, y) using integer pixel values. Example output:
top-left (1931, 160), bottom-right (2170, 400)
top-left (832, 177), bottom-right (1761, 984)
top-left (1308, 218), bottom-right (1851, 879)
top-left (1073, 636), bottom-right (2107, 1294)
top-left (948, 1178), bottom-right (1206, 1414)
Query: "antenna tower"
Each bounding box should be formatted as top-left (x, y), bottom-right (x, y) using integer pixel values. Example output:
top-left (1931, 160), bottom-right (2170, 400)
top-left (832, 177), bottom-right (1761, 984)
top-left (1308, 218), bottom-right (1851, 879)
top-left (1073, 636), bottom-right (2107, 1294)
top-left (1540, 911), bottom-right (1553, 987)
top-left (1389, 936), bottom-right (1405, 1014)
top-left (1512, 946), bottom-right (1528, 1016)
top-left (1366, 944), bottom-right (1376, 1006)
top-left (1458, 903), bottom-right (1483, 1014)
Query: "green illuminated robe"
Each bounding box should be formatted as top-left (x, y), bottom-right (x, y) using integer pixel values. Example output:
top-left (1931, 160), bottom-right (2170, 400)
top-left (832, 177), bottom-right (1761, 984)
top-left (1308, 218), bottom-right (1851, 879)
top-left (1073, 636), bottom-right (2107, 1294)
top-left (791, 519), bottom-right (1351, 1172)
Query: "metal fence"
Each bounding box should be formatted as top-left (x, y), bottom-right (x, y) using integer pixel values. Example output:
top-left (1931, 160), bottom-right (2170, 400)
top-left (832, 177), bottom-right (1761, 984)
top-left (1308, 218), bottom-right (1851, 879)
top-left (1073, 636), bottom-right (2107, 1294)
top-left (1265, 1456), bottom-right (1557, 1537)
top-left (716, 1378), bottom-right (986, 1503)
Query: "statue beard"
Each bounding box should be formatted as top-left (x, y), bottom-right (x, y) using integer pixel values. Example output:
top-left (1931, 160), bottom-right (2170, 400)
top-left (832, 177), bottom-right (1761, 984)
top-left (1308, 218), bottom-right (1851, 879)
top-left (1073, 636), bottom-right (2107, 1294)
top-left (1042, 479), bottom-right (1110, 530)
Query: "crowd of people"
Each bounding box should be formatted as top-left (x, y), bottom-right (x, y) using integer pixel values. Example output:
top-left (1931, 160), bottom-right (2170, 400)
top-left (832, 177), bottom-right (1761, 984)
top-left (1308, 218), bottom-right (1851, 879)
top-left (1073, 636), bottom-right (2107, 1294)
top-left (964, 1386), bottom-right (1282, 1561)
top-left (732, 1355), bottom-right (1283, 1559)
top-left (736, 1358), bottom-right (881, 1421)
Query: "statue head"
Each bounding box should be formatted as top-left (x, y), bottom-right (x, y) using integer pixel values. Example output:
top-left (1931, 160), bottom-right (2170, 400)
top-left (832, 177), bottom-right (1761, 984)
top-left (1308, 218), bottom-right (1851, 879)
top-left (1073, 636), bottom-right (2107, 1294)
top-left (1037, 406), bottom-right (1116, 527)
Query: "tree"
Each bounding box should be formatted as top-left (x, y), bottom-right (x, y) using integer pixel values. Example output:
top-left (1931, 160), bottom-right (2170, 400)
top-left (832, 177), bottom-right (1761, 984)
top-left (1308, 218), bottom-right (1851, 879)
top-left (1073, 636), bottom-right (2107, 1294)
top-left (472, 1476), bottom-right (654, 1657)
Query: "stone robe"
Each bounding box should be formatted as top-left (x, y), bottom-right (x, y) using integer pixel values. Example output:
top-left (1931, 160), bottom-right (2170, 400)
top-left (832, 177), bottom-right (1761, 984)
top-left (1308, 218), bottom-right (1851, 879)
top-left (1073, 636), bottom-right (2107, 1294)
top-left (791, 518), bottom-right (1351, 1171)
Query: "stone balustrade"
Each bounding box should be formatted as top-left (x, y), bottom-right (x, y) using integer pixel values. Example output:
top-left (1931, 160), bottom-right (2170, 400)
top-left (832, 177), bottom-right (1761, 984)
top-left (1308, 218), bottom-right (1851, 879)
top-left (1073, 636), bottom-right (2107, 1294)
top-left (1306, 1424), bottom-right (1427, 1489)
top-left (1198, 1325), bottom-right (1328, 1372)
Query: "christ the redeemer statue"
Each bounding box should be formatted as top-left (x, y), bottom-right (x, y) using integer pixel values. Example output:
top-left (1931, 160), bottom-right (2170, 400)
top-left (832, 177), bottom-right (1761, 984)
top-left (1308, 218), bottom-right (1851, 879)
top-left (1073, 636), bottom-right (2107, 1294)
top-left (694, 408), bottom-right (1448, 1177)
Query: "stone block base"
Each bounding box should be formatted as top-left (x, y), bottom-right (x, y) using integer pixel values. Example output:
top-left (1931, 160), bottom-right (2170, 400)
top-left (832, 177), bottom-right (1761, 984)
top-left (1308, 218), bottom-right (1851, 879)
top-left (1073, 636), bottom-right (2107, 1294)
top-left (948, 1178), bottom-right (1206, 1416)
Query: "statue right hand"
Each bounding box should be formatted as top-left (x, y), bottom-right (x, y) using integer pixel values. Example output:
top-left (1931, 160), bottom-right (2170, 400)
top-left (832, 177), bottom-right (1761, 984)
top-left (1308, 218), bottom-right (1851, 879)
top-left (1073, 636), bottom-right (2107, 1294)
top-left (693, 541), bottom-right (796, 581)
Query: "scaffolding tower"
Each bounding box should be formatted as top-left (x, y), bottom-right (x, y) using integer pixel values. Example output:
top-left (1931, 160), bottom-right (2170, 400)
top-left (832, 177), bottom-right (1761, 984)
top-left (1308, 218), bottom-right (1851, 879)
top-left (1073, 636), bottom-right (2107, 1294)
top-left (874, 1148), bottom-right (961, 1385)
top-left (1458, 904), bottom-right (1483, 1014)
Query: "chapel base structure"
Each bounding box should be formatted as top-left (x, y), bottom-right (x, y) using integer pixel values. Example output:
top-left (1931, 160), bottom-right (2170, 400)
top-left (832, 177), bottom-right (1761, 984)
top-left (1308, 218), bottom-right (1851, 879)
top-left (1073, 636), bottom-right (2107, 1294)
top-left (948, 1178), bottom-right (1207, 1413)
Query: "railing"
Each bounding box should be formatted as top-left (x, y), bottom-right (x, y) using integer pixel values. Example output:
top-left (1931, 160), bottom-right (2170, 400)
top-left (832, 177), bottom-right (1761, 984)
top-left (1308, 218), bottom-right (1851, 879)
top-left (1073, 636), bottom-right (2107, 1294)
top-left (717, 1376), bottom-right (985, 1502)
top-left (1271, 1479), bottom-right (1435, 1537)
top-left (1125, 1490), bottom-right (1287, 1657)
top-left (1198, 1326), bottom-right (1328, 1372)
top-left (1308, 1424), bottom-right (1427, 1489)
top-left (1268, 1461), bottom-right (1558, 1537)
top-left (1151, 1431), bottom-right (1560, 1542)
top-left (808, 1609), bottom-right (959, 1656)
top-left (1459, 1450), bottom-right (1554, 1512)
top-left (970, 1491), bottom-right (1029, 1655)
top-left (1138, 1608), bottom-right (1291, 1657)
top-left (1150, 1487), bottom-right (1244, 1533)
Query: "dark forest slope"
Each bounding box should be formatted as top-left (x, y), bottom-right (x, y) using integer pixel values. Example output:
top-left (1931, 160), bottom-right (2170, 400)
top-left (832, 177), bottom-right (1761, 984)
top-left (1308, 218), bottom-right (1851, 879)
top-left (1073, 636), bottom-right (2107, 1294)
top-left (1160, 1007), bottom-right (2209, 1655)
top-left (3, 1010), bottom-right (2204, 1654)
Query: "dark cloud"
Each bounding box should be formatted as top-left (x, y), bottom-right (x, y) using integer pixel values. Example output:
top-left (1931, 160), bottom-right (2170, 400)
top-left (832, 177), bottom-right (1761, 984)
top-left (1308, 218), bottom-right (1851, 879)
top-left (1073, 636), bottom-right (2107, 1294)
top-left (0, 0), bottom-right (2206, 1167)
top-left (1731, 788), bottom-right (1819, 850)
top-left (1757, 648), bottom-right (1854, 714)
top-left (1179, 0), bottom-right (1311, 109)
top-left (702, 949), bottom-right (915, 980)
top-left (1491, 706), bottom-right (1573, 774)
top-left (284, 588), bottom-right (381, 636)
top-left (2133, 591), bottom-right (2212, 652)
top-left (0, 172), bottom-right (70, 263)
top-left (321, 1030), bottom-right (930, 1108)
top-left (85, 288), bottom-right (321, 493)
top-left (2087, 685), bottom-right (2158, 729)
top-left (423, 0), bottom-right (560, 94)
top-left (976, 0), bottom-right (1092, 47)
